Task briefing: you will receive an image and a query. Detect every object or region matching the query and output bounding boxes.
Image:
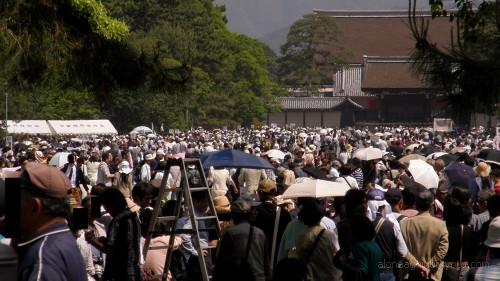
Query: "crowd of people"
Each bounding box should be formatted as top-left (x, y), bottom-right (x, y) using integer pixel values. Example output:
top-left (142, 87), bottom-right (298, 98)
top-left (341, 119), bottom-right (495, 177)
top-left (1, 125), bottom-right (500, 281)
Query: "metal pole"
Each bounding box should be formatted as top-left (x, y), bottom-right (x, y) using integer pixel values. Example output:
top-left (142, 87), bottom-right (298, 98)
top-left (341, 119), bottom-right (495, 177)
top-left (5, 91), bottom-right (9, 123)
top-left (5, 91), bottom-right (7, 130)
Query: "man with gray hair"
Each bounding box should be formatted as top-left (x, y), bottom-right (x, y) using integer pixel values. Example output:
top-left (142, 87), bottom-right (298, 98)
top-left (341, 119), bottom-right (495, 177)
top-left (17, 162), bottom-right (87, 281)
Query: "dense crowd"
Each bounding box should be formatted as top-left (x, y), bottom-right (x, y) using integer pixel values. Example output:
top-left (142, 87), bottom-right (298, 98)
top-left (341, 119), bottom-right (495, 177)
top-left (1, 125), bottom-right (500, 281)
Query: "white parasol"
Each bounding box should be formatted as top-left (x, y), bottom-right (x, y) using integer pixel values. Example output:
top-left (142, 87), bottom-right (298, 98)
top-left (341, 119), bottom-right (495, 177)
top-left (283, 179), bottom-right (350, 199)
top-left (353, 147), bottom-right (384, 161)
top-left (48, 152), bottom-right (72, 168)
top-left (264, 149), bottom-right (286, 160)
top-left (408, 159), bottom-right (439, 189)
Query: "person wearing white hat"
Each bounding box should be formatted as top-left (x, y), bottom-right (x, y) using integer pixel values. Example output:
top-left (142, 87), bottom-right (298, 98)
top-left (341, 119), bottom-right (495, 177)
top-left (114, 160), bottom-right (134, 198)
top-left (140, 154), bottom-right (154, 183)
top-left (467, 215), bottom-right (500, 280)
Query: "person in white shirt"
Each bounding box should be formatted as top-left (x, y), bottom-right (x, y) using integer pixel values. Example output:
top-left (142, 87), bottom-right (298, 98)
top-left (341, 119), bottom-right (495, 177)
top-left (96, 151), bottom-right (115, 187)
top-left (335, 165), bottom-right (359, 189)
top-left (62, 154), bottom-right (85, 188)
top-left (140, 154), bottom-right (154, 183)
top-left (62, 154), bottom-right (78, 187)
top-left (207, 167), bottom-right (238, 198)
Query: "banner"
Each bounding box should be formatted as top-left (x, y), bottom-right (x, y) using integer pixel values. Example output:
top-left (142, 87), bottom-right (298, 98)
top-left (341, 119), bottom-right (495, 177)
top-left (433, 118), bottom-right (454, 132)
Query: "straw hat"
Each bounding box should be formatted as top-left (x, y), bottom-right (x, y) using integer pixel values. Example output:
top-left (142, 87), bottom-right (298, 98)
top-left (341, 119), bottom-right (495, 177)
top-left (474, 162), bottom-right (491, 178)
top-left (213, 196), bottom-right (231, 215)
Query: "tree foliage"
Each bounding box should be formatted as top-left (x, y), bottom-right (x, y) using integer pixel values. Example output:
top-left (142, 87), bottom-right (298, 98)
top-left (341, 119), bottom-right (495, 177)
top-left (278, 13), bottom-right (344, 92)
top-left (410, 0), bottom-right (500, 126)
top-left (0, 0), bottom-right (283, 131)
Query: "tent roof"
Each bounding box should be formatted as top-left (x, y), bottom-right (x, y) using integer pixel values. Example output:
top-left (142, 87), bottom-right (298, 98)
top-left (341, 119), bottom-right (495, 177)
top-left (47, 120), bottom-right (118, 135)
top-left (7, 120), bottom-right (53, 135)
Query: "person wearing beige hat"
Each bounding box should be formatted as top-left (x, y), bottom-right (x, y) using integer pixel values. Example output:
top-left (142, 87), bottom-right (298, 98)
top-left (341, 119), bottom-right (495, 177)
top-left (253, 179), bottom-right (292, 268)
top-left (213, 195), bottom-right (231, 215)
top-left (17, 162), bottom-right (87, 281)
top-left (474, 162), bottom-right (494, 191)
top-left (113, 160), bottom-right (134, 198)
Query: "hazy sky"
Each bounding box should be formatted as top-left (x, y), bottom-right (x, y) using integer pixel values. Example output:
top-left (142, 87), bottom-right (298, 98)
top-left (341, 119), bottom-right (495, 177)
top-left (214, 0), bottom-right (442, 51)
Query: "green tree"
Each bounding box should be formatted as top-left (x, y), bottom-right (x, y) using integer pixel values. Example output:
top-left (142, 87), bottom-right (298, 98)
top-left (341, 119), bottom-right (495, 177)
top-left (0, 0), bottom-right (283, 132)
top-left (103, 0), bottom-right (283, 129)
top-left (410, 0), bottom-right (500, 126)
top-left (278, 13), bottom-right (344, 93)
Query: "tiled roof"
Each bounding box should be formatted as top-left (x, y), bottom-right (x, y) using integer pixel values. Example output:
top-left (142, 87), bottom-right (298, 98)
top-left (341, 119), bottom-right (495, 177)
top-left (313, 10), bottom-right (452, 64)
top-left (361, 57), bottom-right (431, 90)
top-left (279, 97), bottom-right (364, 110)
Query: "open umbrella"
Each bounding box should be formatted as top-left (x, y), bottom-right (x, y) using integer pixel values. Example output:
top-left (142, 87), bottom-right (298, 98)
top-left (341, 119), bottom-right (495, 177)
top-left (437, 153), bottom-right (460, 166)
top-left (426, 152), bottom-right (447, 160)
top-left (48, 152), bottom-right (71, 168)
top-left (477, 149), bottom-right (500, 166)
top-left (298, 132), bottom-right (308, 138)
top-left (408, 159), bottom-right (439, 189)
top-left (264, 149), bottom-right (286, 160)
top-left (418, 145), bottom-right (437, 156)
top-left (201, 149), bottom-right (273, 169)
top-left (444, 162), bottom-right (477, 191)
top-left (405, 143), bottom-right (421, 152)
top-left (450, 146), bottom-right (469, 154)
top-left (302, 166), bottom-right (325, 179)
top-left (398, 154), bottom-right (426, 166)
top-left (130, 126), bottom-right (153, 135)
top-left (353, 147), bottom-right (383, 161)
top-left (282, 179), bottom-right (350, 199)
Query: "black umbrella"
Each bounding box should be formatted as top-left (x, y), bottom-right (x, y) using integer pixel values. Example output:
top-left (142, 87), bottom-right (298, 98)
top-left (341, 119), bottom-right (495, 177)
top-left (477, 149), bottom-right (500, 165)
top-left (437, 153), bottom-right (460, 166)
top-left (418, 145), bottom-right (437, 156)
top-left (302, 166), bottom-right (325, 179)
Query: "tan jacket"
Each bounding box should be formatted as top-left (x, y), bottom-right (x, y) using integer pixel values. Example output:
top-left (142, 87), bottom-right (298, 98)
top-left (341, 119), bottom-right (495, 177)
top-left (400, 211), bottom-right (449, 281)
top-left (238, 168), bottom-right (267, 194)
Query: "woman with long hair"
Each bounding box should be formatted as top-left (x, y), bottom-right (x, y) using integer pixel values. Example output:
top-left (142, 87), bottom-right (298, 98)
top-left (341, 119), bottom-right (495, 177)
top-left (114, 160), bottom-right (134, 198)
top-left (86, 154), bottom-right (101, 187)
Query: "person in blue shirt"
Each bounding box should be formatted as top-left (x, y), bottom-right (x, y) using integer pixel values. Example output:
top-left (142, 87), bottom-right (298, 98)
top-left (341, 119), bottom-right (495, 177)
top-left (16, 162), bottom-right (87, 281)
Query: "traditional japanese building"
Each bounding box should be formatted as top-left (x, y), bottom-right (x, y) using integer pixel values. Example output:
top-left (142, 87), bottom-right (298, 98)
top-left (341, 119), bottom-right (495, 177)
top-left (268, 10), bottom-right (453, 127)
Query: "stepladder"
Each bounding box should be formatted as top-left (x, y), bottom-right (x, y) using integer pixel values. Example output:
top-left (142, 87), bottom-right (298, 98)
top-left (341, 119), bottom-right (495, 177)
top-left (142, 158), bottom-right (222, 281)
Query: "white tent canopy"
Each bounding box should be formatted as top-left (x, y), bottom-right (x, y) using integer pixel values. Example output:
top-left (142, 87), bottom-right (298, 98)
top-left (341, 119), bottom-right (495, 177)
top-left (47, 120), bottom-right (118, 135)
top-left (6, 120), bottom-right (53, 135)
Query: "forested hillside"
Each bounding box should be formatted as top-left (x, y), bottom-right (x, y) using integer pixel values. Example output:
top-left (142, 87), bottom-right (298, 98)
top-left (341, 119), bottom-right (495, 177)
top-left (0, 0), bottom-right (283, 131)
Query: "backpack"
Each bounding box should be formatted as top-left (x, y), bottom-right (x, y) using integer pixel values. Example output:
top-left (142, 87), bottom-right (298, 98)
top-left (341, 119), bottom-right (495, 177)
top-left (274, 229), bottom-right (326, 281)
top-left (213, 225), bottom-right (256, 281)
